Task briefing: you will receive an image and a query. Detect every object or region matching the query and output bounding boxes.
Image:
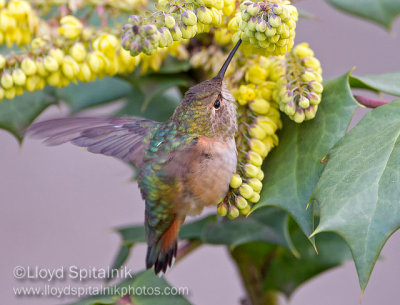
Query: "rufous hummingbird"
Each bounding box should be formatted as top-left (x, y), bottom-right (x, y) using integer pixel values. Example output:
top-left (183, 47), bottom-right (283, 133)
top-left (28, 40), bottom-right (242, 274)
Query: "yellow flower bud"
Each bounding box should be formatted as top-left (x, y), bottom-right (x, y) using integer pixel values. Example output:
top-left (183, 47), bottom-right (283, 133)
top-left (239, 85), bottom-right (256, 101)
top-left (309, 81), bottom-right (323, 94)
top-left (21, 58), bottom-right (37, 75)
top-left (305, 105), bottom-right (317, 120)
top-left (0, 55), bottom-right (5, 69)
top-left (94, 34), bottom-right (119, 58)
top-left (239, 183), bottom-right (254, 199)
top-left (197, 6), bottom-right (213, 25)
top-left (4, 87), bottom-right (16, 99)
top-left (308, 92), bottom-right (321, 105)
top-left (59, 15), bottom-right (83, 40)
top-left (228, 205), bottom-right (240, 219)
top-left (1, 73), bottom-right (14, 89)
top-left (239, 205), bottom-right (251, 215)
top-left (43, 56), bottom-right (59, 72)
top-left (248, 124), bottom-right (267, 140)
top-left (294, 109), bottom-right (305, 123)
top-left (49, 48), bottom-right (64, 64)
top-left (247, 178), bottom-right (262, 193)
top-left (248, 138), bottom-right (267, 157)
top-left (257, 169), bottom-right (264, 181)
top-left (0, 11), bottom-right (16, 31)
top-left (47, 71), bottom-right (62, 87)
top-left (217, 202), bottom-right (228, 217)
top-left (8, 0), bottom-right (31, 17)
top-left (303, 56), bottom-right (321, 71)
top-left (77, 63), bottom-right (92, 82)
top-left (62, 56), bottom-right (79, 80)
top-left (210, 7), bottom-right (222, 25)
top-left (293, 43), bottom-right (314, 58)
top-left (214, 28), bottom-right (232, 45)
top-left (164, 14), bottom-right (176, 29)
top-left (298, 95), bottom-right (310, 109)
top-left (12, 68), bottom-right (26, 86)
top-left (258, 81), bottom-right (275, 100)
top-left (248, 192), bottom-right (260, 203)
top-left (70, 42), bottom-right (87, 62)
top-left (182, 9), bottom-right (197, 26)
top-left (245, 64), bottom-right (267, 84)
top-left (243, 163), bottom-right (260, 178)
top-left (180, 24), bottom-right (196, 39)
top-left (246, 151), bottom-right (263, 167)
top-left (235, 196), bottom-right (249, 209)
top-left (302, 70), bottom-right (322, 83)
top-left (88, 51), bottom-right (105, 74)
top-left (230, 173), bottom-right (242, 189)
top-left (262, 136), bottom-right (274, 151)
top-left (25, 75), bottom-right (40, 92)
top-left (256, 116), bottom-right (277, 135)
top-left (249, 98), bottom-right (270, 114)
top-left (223, 4), bottom-right (235, 16)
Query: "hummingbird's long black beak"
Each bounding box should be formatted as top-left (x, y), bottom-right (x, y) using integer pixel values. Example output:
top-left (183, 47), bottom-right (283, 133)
top-left (216, 39), bottom-right (242, 79)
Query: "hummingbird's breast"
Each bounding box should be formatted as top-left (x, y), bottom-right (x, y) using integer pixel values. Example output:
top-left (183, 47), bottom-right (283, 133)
top-left (139, 126), bottom-right (237, 218)
top-left (175, 136), bottom-right (237, 216)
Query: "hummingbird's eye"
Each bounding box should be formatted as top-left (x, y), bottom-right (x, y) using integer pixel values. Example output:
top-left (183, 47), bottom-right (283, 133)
top-left (214, 99), bottom-right (221, 109)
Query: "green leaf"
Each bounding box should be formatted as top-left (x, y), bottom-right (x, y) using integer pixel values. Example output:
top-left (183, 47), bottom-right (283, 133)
top-left (254, 72), bottom-right (359, 239)
top-left (298, 9), bottom-right (316, 20)
top-left (109, 245), bottom-right (131, 281)
top-left (312, 100), bottom-right (400, 291)
top-left (118, 87), bottom-right (182, 122)
top-left (67, 270), bottom-right (191, 305)
top-left (111, 208), bottom-right (296, 272)
top-left (0, 89), bottom-right (56, 142)
top-left (110, 216), bottom-right (214, 272)
top-left (230, 220), bottom-right (352, 299)
top-left (117, 74), bottom-right (190, 121)
top-left (263, 222), bottom-right (352, 297)
top-left (55, 77), bottom-right (132, 113)
top-left (204, 208), bottom-right (296, 251)
top-left (117, 226), bottom-right (146, 246)
top-left (158, 57), bottom-right (191, 74)
top-left (179, 214), bottom-right (217, 240)
top-left (350, 73), bottom-right (400, 97)
top-left (325, 0), bottom-right (400, 30)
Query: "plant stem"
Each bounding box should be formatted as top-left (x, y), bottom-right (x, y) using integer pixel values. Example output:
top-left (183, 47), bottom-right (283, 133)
top-left (231, 248), bottom-right (280, 305)
top-left (354, 95), bottom-right (391, 108)
top-left (176, 240), bottom-right (201, 263)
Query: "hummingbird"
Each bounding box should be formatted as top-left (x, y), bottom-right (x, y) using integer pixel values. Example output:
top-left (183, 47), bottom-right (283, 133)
top-left (28, 40), bottom-right (242, 274)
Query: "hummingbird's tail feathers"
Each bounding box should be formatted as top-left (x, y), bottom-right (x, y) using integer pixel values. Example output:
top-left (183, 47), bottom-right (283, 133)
top-left (146, 217), bottom-right (181, 275)
top-left (27, 116), bottom-right (157, 166)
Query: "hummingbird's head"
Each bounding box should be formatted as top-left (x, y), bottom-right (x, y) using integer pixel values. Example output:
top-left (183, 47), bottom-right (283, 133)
top-left (170, 40), bottom-right (242, 140)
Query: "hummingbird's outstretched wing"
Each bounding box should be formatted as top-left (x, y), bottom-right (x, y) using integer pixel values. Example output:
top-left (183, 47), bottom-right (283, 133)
top-left (27, 117), bottom-right (157, 166)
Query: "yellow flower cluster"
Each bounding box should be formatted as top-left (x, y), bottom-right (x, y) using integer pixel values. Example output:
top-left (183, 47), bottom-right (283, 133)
top-left (0, 0), bottom-right (41, 47)
top-left (0, 15), bottom-right (139, 102)
top-left (121, 0), bottom-right (234, 56)
top-left (273, 43), bottom-right (323, 123)
top-left (229, 0), bottom-right (298, 57)
top-left (31, 0), bottom-right (148, 12)
top-left (139, 41), bottom-right (189, 74)
top-left (217, 56), bottom-right (283, 219)
top-left (190, 45), bottom-right (235, 77)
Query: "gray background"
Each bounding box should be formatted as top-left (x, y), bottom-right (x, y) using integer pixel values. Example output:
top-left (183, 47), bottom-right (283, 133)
top-left (1, 1), bottom-right (400, 304)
